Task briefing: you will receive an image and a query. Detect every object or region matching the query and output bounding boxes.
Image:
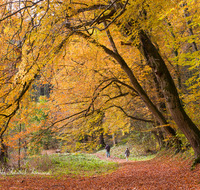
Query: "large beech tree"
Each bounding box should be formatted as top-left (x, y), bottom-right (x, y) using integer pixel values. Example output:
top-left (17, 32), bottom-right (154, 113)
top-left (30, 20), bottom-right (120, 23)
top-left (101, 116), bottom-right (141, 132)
top-left (49, 0), bottom-right (200, 158)
top-left (111, 0), bottom-right (200, 157)
top-left (138, 30), bottom-right (200, 157)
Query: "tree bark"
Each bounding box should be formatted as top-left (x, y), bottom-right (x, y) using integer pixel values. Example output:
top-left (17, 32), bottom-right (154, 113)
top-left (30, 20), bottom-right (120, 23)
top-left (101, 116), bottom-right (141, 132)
top-left (138, 30), bottom-right (200, 158)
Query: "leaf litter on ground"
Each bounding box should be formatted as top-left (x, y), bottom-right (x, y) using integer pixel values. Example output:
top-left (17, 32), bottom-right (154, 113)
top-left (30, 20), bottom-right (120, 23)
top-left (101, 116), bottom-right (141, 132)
top-left (0, 153), bottom-right (200, 190)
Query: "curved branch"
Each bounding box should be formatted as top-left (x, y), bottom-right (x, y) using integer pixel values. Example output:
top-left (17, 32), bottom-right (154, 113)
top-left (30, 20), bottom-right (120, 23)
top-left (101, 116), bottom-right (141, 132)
top-left (89, 0), bottom-right (119, 26)
top-left (85, 78), bottom-right (138, 115)
top-left (104, 105), bottom-right (154, 123)
top-left (91, 0), bottom-right (129, 31)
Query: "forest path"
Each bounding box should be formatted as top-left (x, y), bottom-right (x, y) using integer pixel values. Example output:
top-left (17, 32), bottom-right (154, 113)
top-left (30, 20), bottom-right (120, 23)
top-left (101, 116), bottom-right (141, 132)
top-left (94, 153), bottom-right (130, 163)
top-left (1, 155), bottom-right (200, 189)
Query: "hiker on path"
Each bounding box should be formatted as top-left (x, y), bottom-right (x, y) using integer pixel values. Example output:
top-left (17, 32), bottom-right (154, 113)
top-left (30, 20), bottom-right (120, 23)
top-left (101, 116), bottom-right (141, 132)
top-left (125, 148), bottom-right (130, 161)
top-left (105, 144), bottom-right (111, 157)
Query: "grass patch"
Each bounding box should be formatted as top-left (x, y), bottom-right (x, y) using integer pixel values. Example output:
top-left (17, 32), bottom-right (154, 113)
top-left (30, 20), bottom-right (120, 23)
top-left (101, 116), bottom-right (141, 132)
top-left (25, 153), bottom-right (118, 177)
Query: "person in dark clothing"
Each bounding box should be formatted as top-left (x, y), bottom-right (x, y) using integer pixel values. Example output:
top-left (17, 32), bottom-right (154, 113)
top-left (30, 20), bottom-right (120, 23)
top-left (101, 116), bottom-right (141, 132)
top-left (125, 148), bottom-right (130, 161)
top-left (105, 144), bottom-right (110, 157)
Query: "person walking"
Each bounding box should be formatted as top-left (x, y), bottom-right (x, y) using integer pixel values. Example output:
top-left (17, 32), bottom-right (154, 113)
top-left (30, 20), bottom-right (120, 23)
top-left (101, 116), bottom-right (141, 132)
top-left (105, 144), bottom-right (111, 157)
top-left (125, 148), bottom-right (130, 161)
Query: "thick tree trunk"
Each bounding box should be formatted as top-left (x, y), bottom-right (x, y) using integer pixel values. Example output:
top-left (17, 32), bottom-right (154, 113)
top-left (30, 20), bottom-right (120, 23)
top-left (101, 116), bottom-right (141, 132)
top-left (152, 74), bottom-right (167, 112)
top-left (138, 30), bottom-right (200, 158)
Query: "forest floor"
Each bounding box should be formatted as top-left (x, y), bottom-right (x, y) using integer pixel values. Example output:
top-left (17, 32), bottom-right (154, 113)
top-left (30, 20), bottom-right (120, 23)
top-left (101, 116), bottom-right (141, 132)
top-left (0, 153), bottom-right (200, 190)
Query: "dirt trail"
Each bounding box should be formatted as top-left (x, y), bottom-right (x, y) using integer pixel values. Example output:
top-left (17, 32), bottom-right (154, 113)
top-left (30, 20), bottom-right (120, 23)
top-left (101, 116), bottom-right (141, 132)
top-left (94, 153), bottom-right (130, 163)
top-left (1, 154), bottom-right (200, 190)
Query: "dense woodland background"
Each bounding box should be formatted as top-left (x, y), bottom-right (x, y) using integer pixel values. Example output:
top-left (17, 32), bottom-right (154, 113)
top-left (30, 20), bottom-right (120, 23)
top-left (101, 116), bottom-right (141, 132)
top-left (0, 0), bottom-right (200, 167)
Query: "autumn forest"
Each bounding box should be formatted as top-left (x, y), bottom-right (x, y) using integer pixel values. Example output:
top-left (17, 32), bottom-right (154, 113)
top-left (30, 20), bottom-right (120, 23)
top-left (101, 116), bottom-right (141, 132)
top-left (0, 0), bottom-right (200, 188)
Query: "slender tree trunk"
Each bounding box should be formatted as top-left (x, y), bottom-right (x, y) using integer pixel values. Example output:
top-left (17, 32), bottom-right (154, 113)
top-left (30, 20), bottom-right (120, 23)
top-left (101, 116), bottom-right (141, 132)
top-left (138, 30), bottom-right (200, 158)
top-left (18, 124), bottom-right (21, 170)
top-left (182, 3), bottom-right (198, 52)
top-left (18, 137), bottom-right (21, 170)
top-left (83, 135), bottom-right (88, 143)
top-left (182, 3), bottom-right (200, 78)
top-left (99, 131), bottom-right (106, 148)
top-left (151, 128), bottom-right (165, 149)
top-left (112, 133), bottom-right (117, 146)
top-left (0, 139), bottom-right (8, 164)
top-left (165, 19), bottom-right (182, 90)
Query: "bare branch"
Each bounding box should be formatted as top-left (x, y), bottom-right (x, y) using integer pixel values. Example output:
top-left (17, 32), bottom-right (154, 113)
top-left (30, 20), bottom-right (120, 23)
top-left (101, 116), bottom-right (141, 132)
top-left (90, 0), bottom-right (129, 31)
top-left (0, 0), bottom-right (45, 22)
top-left (85, 78), bottom-right (138, 116)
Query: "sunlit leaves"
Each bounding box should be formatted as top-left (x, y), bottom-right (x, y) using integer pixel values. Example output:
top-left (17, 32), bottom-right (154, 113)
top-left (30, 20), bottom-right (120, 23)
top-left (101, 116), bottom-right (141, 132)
top-left (0, 0), bottom-right (199, 154)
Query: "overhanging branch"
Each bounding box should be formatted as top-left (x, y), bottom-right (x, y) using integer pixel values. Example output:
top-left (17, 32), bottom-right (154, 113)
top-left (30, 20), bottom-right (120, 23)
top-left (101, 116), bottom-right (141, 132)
top-left (104, 105), bottom-right (154, 123)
